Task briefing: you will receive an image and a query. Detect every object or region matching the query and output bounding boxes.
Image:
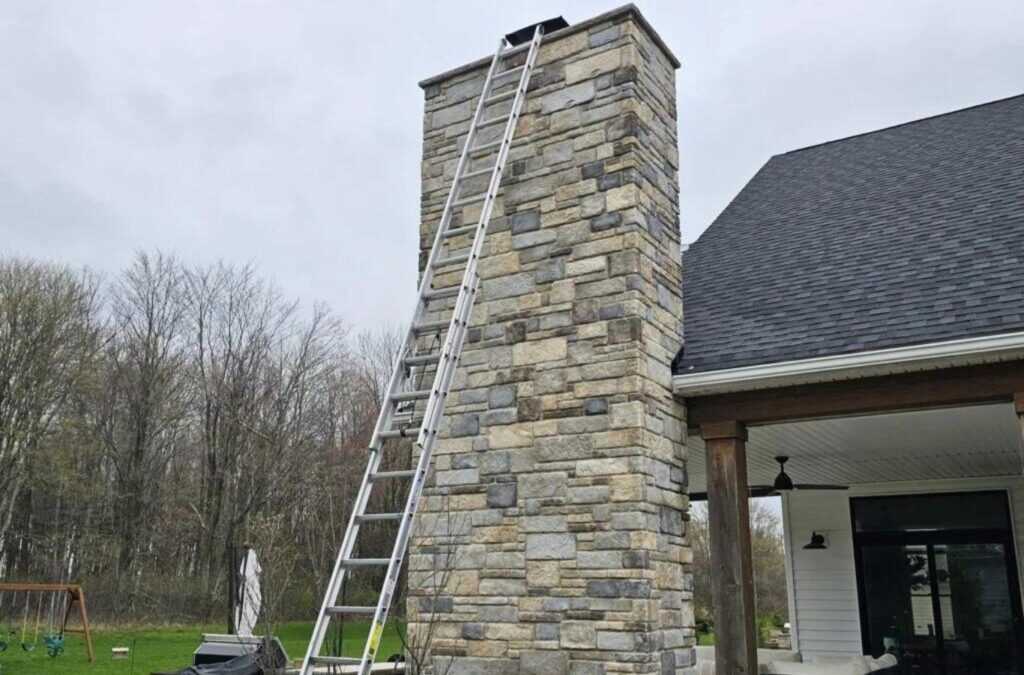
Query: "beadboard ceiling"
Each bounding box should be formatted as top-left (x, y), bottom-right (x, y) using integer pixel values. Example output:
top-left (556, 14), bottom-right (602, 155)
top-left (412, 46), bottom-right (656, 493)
top-left (686, 402), bottom-right (1024, 494)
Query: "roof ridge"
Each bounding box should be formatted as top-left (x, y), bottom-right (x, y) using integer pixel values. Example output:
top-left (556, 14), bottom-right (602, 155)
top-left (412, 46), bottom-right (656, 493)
top-left (775, 92), bottom-right (1024, 158)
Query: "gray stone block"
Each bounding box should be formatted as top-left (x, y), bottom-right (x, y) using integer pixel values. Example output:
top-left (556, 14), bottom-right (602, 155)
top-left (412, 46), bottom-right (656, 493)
top-left (487, 482), bottom-right (517, 508)
top-left (589, 25), bottom-right (620, 48)
top-left (462, 622), bottom-right (484, 640)
top-left (540, 81), bottom-right (596, 114)
top-left (585, 397), bottom-right (608, 415)
top-left (451, 413), bottom-right (479, 437)
top-left (480, 450), bottom-right (511, 474)
top-left (520, 650), bottom-right (569, 675)
top-left (536, 257), bottom-right (566, 283)
top-left (488, 384), bottom-right (517, 408)
top-left (536, 623), bottom-right (560, 640)
top-left (526, 533), bottom-right (576, 559)
top-left (590, 212), bottom-right (621, 231)
top-left (511, 209), bottom-right (541, 234)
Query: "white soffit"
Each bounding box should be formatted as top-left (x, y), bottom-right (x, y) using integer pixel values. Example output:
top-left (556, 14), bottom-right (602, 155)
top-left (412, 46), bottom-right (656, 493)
top-left (686, 403), bottom-right (1023, 494)
top-left (673, 331), bottom-right (1024, 396)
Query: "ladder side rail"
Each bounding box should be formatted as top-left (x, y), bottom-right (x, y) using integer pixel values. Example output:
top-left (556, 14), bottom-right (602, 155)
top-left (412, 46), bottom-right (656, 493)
top-left (298, 442), bottom-right (385, 673)
top-left (362, 38), bottom-right (506, 452)
top-left (415, 38), bottom-right (506, 297)
top-left (354, 276), bottom-right (480, 674)
top-left (414, 25), bottom-right (544, 451)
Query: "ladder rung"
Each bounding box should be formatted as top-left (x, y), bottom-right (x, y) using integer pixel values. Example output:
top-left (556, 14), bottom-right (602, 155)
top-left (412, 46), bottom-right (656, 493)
top-left (470, 139), bottom-right (503, 155)
top-left (391, 389), bottom-right (431, 403)
top-left (483, 88), bottom-right (517, 106)
top-left (413, 318), bottom-right (450, 334)
top-left (432, 252), bottom-right (471, 268)
top-left (370, 469), bottom-right (417, 481)
top-left (423, 285), bottom-right (461, 300)
top-left (380, 422), bottom-right (424, 439)
top-left (326, 605), bottom-right (377, 615)
top-left (477, 114), bottom-right (510, 129)
top-left (355, 512), bottom-right (404, 523)
top-left (310, 655), bottom-right (362, 665)
top-left (460, 166), bottom-right (494, 180)
top-left (454, 192), bottom-right (487, 207)
top-left (404, 352), bottom-right (442, 367)
top-left (341, 558), bottom-right (390, 567)
top-left (492, 64), bottom-right (525, 82)
top-left (444, 224), bottom-right (478, 239)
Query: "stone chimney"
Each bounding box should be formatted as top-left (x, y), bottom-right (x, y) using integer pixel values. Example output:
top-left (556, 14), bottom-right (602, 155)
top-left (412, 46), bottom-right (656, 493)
top-left (409, 5), bottom-right (691, 673)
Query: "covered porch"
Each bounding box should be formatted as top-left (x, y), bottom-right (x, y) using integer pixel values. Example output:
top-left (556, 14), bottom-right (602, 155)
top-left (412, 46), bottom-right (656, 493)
top-left (679, 360), bottom-right (1024, 674)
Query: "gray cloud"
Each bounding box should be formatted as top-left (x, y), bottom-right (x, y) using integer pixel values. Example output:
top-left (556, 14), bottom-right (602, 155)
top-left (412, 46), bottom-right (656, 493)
top-left (2, 0), bottom-right (1022, 328)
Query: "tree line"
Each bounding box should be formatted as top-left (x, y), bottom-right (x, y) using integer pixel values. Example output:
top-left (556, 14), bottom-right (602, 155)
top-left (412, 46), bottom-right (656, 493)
top-left (0, 252), bottom-right (405, 623)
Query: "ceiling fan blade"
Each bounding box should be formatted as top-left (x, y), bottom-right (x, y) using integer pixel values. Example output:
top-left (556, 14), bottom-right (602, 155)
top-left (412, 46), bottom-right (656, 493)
top-left (793, 483), bottom-right (849, 491)
top-left (686, 487), bottom-right (779, 501)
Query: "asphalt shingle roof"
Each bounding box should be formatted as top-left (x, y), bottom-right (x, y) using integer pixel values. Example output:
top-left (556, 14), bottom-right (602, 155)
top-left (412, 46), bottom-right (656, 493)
top-left (677, 94), bottom-right (1024, 375)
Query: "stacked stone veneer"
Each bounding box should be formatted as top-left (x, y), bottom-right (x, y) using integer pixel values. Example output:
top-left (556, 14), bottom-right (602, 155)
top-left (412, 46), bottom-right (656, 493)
top-left (408, 6), bottom-right (691, 674)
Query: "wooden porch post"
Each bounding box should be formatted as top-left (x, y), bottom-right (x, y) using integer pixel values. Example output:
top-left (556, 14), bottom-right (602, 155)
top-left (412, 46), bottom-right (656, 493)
top-left (1015, 393), bottom-right (1024, 441)
top-left (701, 421), bottom-right (758, 674)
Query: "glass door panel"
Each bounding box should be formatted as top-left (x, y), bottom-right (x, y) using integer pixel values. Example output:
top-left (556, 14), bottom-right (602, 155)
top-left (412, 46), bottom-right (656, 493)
top-left (859, 544), bottom-right (942, 670)
top-left (940, 543), bottom-right (1017, 675)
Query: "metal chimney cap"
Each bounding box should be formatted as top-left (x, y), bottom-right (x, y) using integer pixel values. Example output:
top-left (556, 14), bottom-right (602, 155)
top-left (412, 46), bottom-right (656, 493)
top-left (505, 17), bottom-right (569, 46)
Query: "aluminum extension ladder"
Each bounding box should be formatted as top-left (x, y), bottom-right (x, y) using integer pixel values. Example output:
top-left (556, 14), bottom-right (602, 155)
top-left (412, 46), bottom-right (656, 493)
top-left (299, 25), bottom-right (545, 675)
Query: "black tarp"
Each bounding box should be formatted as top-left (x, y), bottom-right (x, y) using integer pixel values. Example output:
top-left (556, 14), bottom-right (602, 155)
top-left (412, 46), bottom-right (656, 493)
top-left (178, 643), bottom-right (288, 675)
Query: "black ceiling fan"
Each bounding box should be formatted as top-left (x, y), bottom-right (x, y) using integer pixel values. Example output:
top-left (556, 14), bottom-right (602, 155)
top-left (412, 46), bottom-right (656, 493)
top-left (690, 456), bottom-right (848, 501)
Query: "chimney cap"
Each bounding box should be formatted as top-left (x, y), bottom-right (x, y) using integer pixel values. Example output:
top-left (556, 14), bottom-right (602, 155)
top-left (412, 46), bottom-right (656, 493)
top-left (505, 17), bottom-right (569, 46)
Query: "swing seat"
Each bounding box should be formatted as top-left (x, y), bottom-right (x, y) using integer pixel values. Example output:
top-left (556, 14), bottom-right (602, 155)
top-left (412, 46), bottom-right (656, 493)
top-left (21, 641), bottom-right (37, 652)
top-left (0, 638), bottom-right (9, 652)
top-left (44, 633), bottom-right (64, 657)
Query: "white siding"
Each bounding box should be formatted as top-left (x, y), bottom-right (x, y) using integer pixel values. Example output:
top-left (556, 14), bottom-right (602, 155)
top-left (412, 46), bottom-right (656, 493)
top-left (783, 476), bottom-right (1024, 659)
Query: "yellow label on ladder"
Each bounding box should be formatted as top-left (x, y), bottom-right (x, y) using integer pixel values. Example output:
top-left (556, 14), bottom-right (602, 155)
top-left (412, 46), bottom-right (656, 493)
top-left (368, 622), bottom-right (384, 654)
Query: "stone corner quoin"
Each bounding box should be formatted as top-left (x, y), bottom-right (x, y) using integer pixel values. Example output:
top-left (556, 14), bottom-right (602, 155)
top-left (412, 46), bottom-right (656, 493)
top-left (410, 7), bottom-right (692, 674)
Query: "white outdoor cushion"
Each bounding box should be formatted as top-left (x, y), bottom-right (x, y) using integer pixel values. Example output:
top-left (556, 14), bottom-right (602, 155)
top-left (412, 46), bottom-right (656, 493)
top-left (868, 654), bottom-right (898, 670)
top-left (759, 648), bottom-right (802, 663)
top-left (765, 657), bottom-right (871, 675)
top-left (695, 645), bottom-right (715, 662)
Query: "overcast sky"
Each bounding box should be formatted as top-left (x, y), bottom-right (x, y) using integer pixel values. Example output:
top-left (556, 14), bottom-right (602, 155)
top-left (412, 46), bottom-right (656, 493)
top-left (2, 0), bottom-right (1021, 329)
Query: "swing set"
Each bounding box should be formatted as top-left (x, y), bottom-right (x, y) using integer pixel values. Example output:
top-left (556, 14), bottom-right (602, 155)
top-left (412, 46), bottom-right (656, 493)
top-left (0, 583), bottom-right (94, 663)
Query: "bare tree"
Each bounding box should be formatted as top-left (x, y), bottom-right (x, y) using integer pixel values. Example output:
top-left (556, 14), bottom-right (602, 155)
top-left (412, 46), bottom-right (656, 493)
top-left (87, 252), bottom-right (190, 592)
top-left (0, 258), bottom-right (99, 556)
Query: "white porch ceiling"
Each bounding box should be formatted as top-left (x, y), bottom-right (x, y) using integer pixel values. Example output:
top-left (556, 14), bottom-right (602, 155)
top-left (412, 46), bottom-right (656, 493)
top-left (686, 403), bottom-right (1024, 494)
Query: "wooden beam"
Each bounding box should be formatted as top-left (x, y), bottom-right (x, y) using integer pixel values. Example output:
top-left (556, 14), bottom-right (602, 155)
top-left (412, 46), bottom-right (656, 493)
top-left (702, 421), bottom-right (758, 675)
top-left (687, 360), bottom-right (1024, 429)
top-left (1014, 392), bottom-right (1024, 443)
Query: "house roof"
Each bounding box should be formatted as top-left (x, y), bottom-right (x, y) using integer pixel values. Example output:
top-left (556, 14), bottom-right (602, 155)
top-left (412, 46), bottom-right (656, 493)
top-left (676, 94), bottom-right (1024, 376)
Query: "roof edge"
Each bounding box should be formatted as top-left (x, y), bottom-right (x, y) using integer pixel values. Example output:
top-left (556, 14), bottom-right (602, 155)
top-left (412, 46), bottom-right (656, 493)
top-left (673, 331), bottom-right (1024, 397)
top-left (419, 4), bottom-right (680, 89)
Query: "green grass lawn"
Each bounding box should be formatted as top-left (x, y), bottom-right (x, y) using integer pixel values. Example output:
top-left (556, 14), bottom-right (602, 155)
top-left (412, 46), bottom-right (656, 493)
top-left (0, 621), bottom-right (404, 674)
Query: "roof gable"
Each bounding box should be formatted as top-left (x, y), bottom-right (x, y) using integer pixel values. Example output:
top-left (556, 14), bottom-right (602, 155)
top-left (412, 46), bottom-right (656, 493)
top-left (677, 94), bottom-right (1024, 374)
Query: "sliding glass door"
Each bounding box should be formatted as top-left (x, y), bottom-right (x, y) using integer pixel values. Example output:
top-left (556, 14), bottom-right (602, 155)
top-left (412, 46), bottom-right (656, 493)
top-left (852, 492), bottom-right (1024, 674)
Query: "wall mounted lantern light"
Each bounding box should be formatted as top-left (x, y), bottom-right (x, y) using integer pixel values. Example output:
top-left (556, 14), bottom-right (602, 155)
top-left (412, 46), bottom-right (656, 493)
top-left (803, 531), bottom-right (828, 550)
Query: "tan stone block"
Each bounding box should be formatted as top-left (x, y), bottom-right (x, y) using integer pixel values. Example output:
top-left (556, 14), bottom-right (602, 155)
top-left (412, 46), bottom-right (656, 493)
top-left (610, 474), bottom-right (646, 501)
top-left (577, 457), bottom-right (629, 476)
top-left (512, 337), bottom-right (568, 365)
top-left (573, 379), bottom-right (619, 398)
top-left (611, 401), bottom-right (645, 429)
top-left (573, 130), bottom-right (605, 151)
top-left (552, 276), bottom-right (577, 303)
top-left (471, 525), bottom-right (518, 544)
top-left (537, 30), bottom-right (589, 66)
top-left (479, 251), bottom-right (522, 279)
top-left (488, 423), bottom-right (534, 448)
top-left (566, 256), bottom-right (607, 276)
top-left (527, 560), bottom-right (560, 587)
top-left (560, 621), bottom-right (598, 649)
top-left (467, 640), bottom-right (509, 657)
top-left (490, 230), bottom-right (513, 254)
top-left (606, 184), bottom-right (639, 211)
top-left (577, 323), bottom-right (607, 339)
top-left (565, 47), bottom-right (624, 84)
top-left (486, 623), bottom-right (534, 641)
